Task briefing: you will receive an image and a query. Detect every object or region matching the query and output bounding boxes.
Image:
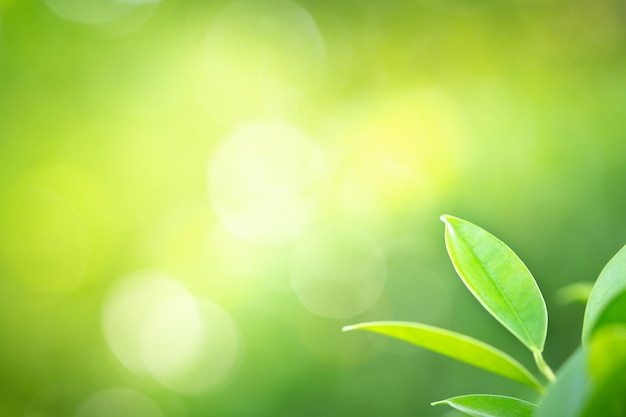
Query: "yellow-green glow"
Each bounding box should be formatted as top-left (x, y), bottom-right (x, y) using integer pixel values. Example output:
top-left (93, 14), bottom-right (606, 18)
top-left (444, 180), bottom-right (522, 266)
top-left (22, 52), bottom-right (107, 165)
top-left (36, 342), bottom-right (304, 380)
top-left (203, 0), bottom-right (325, 123)
top-left (209, 121), bottom-right (327, 243)
top-left (102, 271), bottom-right (240, 394)
top-left (0, 184), bottom-right (89, 294)
top-left (2, 0), bottom-right (626, 415)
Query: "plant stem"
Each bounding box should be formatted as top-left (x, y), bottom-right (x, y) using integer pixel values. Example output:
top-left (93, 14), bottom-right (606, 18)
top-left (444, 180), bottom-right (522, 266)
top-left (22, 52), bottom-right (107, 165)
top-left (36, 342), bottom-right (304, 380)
top-left (533, 350), bottom-right (556, 383)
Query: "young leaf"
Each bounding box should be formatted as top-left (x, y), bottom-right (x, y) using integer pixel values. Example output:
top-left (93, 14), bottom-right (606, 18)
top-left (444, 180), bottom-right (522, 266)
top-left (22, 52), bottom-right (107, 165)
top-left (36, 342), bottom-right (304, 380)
top-left (582, 244), bottom-right (626, 342)
top-left (343, 321), bottom-right (544, 392)
top-left (440, 215), bottom-right (547, 353)
top-left (431, 394), bottom-right (536, 417)
top-left (555, 281), bottom-right (595, 305)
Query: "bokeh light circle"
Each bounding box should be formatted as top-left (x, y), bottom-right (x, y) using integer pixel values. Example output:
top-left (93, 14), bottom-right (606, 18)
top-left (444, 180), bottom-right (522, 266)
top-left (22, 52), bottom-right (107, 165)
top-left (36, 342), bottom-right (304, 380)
top-left (290, 225), bottom-right (386, 318)
top-left (204, 0), bottom-right (325, 123)
top-left (161, 297), bottom-right (241, 395)
top-left (0, 185), bottom-right (90, 294)
top-left (102, 271), bottom-right (240, 394)
top-left (74, 388), bottom-right (163, 417)
top-left (209, 121), bottom-right (327, 244)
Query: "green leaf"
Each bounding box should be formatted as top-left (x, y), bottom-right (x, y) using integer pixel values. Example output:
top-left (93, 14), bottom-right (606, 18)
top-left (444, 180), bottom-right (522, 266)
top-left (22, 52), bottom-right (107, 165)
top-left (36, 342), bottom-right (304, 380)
top-left (343, 321), bottom-right (544, 392)
top-left (587, 324), bottom-right (626, 383)
top-left (582, 244), bottom-right (626, 342)
top-left (441, 215), bottom-right (547, 353)
top-left (556, 282), bottom-right (595, 305)
top-left (535, 348), bottom-right (591, 417)
top-left (582, 325), bottom-right (626, 417)
top-left (432, 394), bottom-right (536, 417)
top-left (585, 291), bottom-right (626, 345)
top-left (537, 329), bottom-right (626, 417)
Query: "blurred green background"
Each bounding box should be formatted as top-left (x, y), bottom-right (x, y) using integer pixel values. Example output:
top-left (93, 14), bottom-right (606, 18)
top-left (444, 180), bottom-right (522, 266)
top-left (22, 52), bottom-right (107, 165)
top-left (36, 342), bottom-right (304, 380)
top-left (1, 0), bottom-right (626, 416)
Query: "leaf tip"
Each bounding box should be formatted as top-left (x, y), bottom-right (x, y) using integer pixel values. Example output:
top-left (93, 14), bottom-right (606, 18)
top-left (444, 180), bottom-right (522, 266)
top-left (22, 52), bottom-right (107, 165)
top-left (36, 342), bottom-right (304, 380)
top-left (342, 324), bottom-right (357, 332)
top-left (440, 214), bottom-right (461, 231)
top-left (430, 400), bottom-right (447, 407)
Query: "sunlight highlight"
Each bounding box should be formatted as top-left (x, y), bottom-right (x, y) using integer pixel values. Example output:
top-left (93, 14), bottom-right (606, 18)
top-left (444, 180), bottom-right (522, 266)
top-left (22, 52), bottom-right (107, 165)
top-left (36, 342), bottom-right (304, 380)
top-left (159, 297), bottom-right (240, 395)
top-left (101, 271), bottom-right (240, 394)
top-left (335, 90), bottom-right (463, 208)
top-left (204, 0), bottom-right (325, 123)
top-left (209, 121), bottom-right (327, 244)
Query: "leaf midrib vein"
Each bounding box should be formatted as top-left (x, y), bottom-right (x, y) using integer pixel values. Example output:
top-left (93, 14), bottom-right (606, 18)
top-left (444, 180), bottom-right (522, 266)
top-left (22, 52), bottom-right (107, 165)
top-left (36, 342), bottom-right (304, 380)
top-left (461, 238), bottom-right (536, 349)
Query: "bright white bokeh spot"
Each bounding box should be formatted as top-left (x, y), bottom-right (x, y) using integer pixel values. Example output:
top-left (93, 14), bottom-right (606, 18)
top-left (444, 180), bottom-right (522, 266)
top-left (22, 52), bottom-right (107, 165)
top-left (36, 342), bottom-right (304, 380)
top-left (204, 0), bottom-right (325, 123)
top-left (43, 0), bottom-right (159, 27)
top-left (290, 225), bottom-right (386, 318)
top-left (75, 388), bottom-right (163, 417)
top-left (0, 185), bottom-right (89, 295)
top-left (209, 121), bottom-right (327, 244)
top-left (140, 292), bottom-right (205, 384)
top-left (102, 272), bottom-right (240, 394)
top-left (156, 298), bottom-right (240, 395)
top-left (102, 272), bottom-right (199, 376)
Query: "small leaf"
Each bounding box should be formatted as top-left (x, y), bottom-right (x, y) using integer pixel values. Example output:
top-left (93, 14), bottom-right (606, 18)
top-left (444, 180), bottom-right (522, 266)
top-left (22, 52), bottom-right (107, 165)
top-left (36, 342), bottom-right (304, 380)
top-left (556, 282), bottom-right (595, 305)
top-left (343, 321), bottom-right (543, 391)
top-left (582, 244), bottom-right (626, 342)
top-left (441, 215), bottom-right (547, 352)
top-left (535, 348), bottom-right (591, 417)
top-left (432, 394), bottom-right (536, 417)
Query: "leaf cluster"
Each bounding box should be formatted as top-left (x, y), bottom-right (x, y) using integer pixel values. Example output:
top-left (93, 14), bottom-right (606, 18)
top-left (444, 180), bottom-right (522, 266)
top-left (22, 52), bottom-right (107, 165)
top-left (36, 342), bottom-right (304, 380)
top-left (344, 215), bottom-right (626, 416)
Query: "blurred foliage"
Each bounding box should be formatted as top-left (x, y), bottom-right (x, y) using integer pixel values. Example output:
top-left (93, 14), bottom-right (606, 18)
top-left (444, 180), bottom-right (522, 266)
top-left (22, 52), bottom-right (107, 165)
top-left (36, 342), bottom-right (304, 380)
top-left (1, 0), bottom-right (626, 416)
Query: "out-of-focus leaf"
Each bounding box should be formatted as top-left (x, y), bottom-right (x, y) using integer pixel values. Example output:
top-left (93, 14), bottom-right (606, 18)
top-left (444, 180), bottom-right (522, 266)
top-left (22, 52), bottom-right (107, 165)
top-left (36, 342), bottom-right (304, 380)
top-left (440, 215), bottom-right (547, 353)
top-left (535, 348), bottom-right (591, 417)
top-left (582, 325), bottom-right (626, 417)
top-left (584, 291), bottom-right (626, 343)
top-left (587, 324), bottom-right (626, 383)
top-left (582, 244), bottom-right (626, 342)
top-left (343, 321), bottom-right (543, 391)
top-left (556, 282), bottom-right (594, 305)
top-left (432, 394), bottom-right (536, 417)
